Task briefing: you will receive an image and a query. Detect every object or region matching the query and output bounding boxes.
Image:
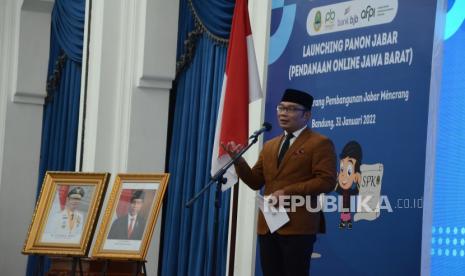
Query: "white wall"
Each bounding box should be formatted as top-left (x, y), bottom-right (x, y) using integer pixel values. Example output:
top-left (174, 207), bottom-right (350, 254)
top-left (80, 0), bottom-right (179, 274)
top-left (0, 0), bottom-right (267, 275)
top-left (0, 0), bottom-right (178, 275)
top-left (0, 0), bottom-right (53, 275)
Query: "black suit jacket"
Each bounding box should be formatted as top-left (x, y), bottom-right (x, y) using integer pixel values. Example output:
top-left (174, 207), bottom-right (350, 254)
top-left (107, 214), bottom-right (146, 240)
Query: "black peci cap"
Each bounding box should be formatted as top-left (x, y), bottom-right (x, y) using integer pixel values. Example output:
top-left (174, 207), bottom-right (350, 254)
top-left (281, 89), bottom-right (314, 110)
top-left (131, 190), bottom-right (145, 202)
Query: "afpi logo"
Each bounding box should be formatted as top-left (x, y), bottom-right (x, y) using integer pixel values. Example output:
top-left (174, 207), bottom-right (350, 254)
top-left (314, 11), bottom-right (322, 32)
top-left (361, 5), bottom-right (376, 21)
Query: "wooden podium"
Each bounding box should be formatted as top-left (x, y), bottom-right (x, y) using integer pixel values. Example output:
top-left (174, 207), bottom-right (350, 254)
top-left (47, 257), bottom-right (146, 276)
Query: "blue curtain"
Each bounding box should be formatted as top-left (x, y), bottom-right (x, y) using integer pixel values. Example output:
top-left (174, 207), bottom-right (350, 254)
top-left (191, 0), bottom-right (234, 39)
top-left (26, 0), bottom-right (84, 275)
top-left (160, 0), bottom-right (235, 275)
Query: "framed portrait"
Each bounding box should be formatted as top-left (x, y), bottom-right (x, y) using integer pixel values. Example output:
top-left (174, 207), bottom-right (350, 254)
top-left (23, 172), bottom-right (110, 256)
top-left (92, 173), bottom-right (170, 260)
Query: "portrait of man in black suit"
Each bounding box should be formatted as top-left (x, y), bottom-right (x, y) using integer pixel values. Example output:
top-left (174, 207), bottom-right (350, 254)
top-left (107, 190), bottom-right (147, 240)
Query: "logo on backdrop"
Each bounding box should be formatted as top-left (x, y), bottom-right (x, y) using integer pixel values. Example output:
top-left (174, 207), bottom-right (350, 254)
top-left (360, 5), bottom-right (376, 22)
top-left (325, 9), bottom-right (336, 30)
top-left (306, 0), bottom-right (398, 36)
top-left (314, 11), bottom-right (322, 31)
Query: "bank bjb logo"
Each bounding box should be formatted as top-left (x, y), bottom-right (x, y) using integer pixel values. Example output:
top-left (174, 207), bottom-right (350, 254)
top-left (313, 10), bottom-right (322, 32)
top-left (361, 5), bottom-right (376, 21)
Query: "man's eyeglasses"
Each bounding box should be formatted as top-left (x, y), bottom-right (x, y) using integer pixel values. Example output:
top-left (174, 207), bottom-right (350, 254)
top-left (276, 105), bottom-right (307, 114)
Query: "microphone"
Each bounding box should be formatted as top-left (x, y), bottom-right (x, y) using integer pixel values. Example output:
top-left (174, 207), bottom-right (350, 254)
top-left (250, 122), bottom-right (272, 139)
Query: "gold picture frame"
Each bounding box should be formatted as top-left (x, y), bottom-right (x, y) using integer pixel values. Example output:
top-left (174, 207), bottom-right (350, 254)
top-left (92, 173), bottom-right (170, 260)
top-left (23, 172), bottom-right (110, 256)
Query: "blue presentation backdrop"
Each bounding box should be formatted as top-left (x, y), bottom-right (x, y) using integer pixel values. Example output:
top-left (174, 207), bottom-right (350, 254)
top-left (263, 0), bottom-right (440, 275)
top-left (431, 0), bottom-right (465, 274)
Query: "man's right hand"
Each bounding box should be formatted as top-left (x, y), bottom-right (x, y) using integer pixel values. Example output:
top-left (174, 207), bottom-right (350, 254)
top-left (221, 141), bottom-right (245, 158)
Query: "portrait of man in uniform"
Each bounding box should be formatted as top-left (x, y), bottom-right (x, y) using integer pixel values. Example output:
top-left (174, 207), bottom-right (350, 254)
top-left (41, 186), bottom-right (91, 244)
top-left (23, 172), bottom-right (109, 256)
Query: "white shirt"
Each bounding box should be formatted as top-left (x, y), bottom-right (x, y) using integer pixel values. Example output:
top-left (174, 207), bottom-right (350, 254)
top-left (128, 214), bottom-right (137, 228)
top-left (279, 125), bottom-right (307, 152)
top-left (41, 209), bottom-right (84, 244)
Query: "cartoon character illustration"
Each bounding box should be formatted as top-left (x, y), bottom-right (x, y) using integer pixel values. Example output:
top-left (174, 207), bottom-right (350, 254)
top-left (335, 141), bottom-right (362, 230)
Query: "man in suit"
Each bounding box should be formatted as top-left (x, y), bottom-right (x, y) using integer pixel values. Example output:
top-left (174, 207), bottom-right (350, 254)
top-left (223, 89), bottom-right (337, 276)
top-left (108, 190), bottom-right (147, 240)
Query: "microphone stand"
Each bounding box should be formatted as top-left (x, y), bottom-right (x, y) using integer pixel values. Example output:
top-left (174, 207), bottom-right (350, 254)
top-left (185, 132), bottom-right (262, 275)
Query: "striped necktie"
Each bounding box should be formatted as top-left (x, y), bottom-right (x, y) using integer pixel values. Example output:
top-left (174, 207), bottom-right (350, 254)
top-left (278, 133), bottom-right (294, 167)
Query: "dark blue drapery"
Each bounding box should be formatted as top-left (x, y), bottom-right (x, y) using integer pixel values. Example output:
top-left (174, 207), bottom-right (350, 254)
top-left (26, 0), bottom-right (84, 275)
top-left (160, 0), bottom-right (235, 275)
top-left (191, 0), bottom-right (234, 39)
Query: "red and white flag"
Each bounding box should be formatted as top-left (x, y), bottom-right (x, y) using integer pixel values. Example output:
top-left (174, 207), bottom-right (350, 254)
top-left (211, 0), bottom-right (262, 191)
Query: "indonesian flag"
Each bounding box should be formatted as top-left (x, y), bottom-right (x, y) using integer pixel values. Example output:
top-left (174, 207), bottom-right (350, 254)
top-left (58, 185), bottom-right (69, 210)
top-left (211, 0), bottom-right (262, 191)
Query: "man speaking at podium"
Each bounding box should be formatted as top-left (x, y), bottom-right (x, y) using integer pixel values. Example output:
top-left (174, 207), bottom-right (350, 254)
top-left (224, 89), bottom-right (337, 276)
